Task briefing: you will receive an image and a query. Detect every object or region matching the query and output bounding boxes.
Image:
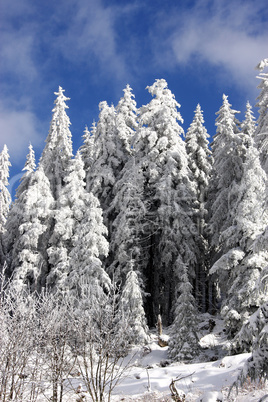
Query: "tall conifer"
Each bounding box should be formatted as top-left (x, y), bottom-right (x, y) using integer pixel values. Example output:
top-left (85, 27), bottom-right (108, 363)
top-left (40, 87), bottom-right (73, 199)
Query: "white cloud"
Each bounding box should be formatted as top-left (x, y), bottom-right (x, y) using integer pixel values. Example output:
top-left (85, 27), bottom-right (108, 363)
top-left (53, 0), bottom-right (130, 84)
top-left (0, 102), bottom-right (43, 166)
top-left (0, 30), bottom-right (38, 82)
top-left (151, 0), bottom-right (268, 89)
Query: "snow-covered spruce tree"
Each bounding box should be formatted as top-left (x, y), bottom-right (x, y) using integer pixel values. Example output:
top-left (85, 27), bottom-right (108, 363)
top-left (255, 59), bottom-right (268, 175)
top-left (39, 86), bottom-right (73, 199)
top-left (207, 95), bottom-right (243, 309)
top-left (4, 144), bottom-right (36, 275)
top-left (0, 145), bottom-right (11, 268)
top-left (46, 151), bottom-right (85, 291)
top-left (185, 104), bottom-right (212, 311)
top-left (87, 102), bottom-right (120, 220)
top-left (5, 152), bottom-right (54, 292)
top-left (132, 79), bottom-right (198, 326)
top-left (65, 160), bottom-right (110, 298)
top-left (208, 94), bottom-right (242, 255)
top-left (233, 300), bottom-right (268, 389)
top-left (46, 151), bottom-right (110, 296)
top-left (168, 258), bottom-right (200, 361)
top-left (119, 264), bottom-right (149, 345)
top-left (108, 157), bottom-right (147, 285)
top-left (88, 88), bottom-right (137, 274)
top-left (79, 124), bottom-right (96, 191)
top-left (67, 202), bottom-right (110, 300)
top-left (115, 84), bottom-right (137, 155)
top-left (210, 128), bottom-right (268, 336)
top-left (241, 101), bottom-right (256, 139)
top-left (88, 85), bottom-right (137, 226)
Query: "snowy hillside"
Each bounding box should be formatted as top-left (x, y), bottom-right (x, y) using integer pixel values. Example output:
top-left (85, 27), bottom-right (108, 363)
top-left (110, 317), bottom-right (268, 402)
top-left (52, 316), bottom-right (268, 401)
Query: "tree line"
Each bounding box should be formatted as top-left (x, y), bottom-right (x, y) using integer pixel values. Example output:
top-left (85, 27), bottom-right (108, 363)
top-left (0, 62), bottom-right (267, 379)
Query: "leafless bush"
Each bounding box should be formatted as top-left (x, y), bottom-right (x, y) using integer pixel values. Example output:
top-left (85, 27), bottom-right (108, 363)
top-left (0, 273), bottom-right (40, 401)
top-left (0, 273), bottom-right (136, 402)
top-left (35, 291), bottom-right (77, 402)
top-left (70, 284), bottom-right (135, 402)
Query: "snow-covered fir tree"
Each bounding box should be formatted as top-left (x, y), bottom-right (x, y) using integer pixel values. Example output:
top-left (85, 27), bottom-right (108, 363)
top-left (237, 300), bottom-right (268, 383)
top-left (67, 187), bottom-right (110, 299)
top-left (168, 259), bottom-right (200, 361)
top-left (241, 101), bottom-right (256, 139)
top-left (115, 84), bottom-right (137, 155)
top-left (46, 151), bottom-right (110, 296)
top-left (185, 104), bottom-right (212, 311)
top-left (119, 264), bottom-right (149, 345)
top-left (208, 94), bottom-right (242, 255)
top-left (0, 145), bottom-right (11, 234)
top-left (88, 85), bottom-right (137, 225)
top-left (87, 102), bottom-right (120, 220)
top-left (132, 79), bottom-right (198, 326)
top-left (39, 86), bottom-right (73, 199)
top-left (210, 126), bottom-right (268, 336)
top-left (4, 144), bottom-right (36, 270)
top-left (88, 88), bottom-right (137, 274)
top-left (108, 158), bottom-right (147, 285)
top-left (46, 151), bottom-right (86, 291)
top-left (5, 159), bottom-right (54, 292)
top-left (254, 60), bottom-right (268, 175)
top-left (79, 124), bottom-right (96, 190)
top-left (0, 145), bottom-right (11, 268)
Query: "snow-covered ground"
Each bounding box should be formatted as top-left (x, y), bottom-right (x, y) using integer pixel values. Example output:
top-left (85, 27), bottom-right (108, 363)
top-left (63, 314), bottom-right (268, 401)
top-left (111, 339), bottom-right (262, 401)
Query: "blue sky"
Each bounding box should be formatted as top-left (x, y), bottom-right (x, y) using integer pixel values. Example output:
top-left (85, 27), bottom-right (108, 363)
top-left (1, 0), bottom-right (268, 192)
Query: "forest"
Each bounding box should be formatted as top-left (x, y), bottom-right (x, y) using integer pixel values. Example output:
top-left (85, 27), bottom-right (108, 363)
top-left (0, 61), bottom-right (267, 401)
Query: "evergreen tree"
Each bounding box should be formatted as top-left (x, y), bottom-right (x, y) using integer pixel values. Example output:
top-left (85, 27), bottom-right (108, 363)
top-left (168, 259), bottom-right (200, 361)
top-left (115, 84), bottom-right (137, 155)
top-left (79, 124), bottom-right (96, 191)
top-left (4, 144), bottom-right (36, 269)
top-left (87, 102), bottom-right (120, 220)
top-left (88, 88), bottom-right (137, 274)
top-left (38, 87), bottom-right (73, 288)
top-left (241, 101), bottom-right (256, 139)
top-left (255, 60), bottom-right (268, 174)
top-left (88, 86), bottom-right (137, 224)
top-left (0, 145), bottom-right (11, 268)
top-left (119, 265), bottom-right (149, 345)
top-left (46, 151), bottom-right (86, 291)
top-left (237, 301), bottom-right (268, 383)
top-left (132, 79), bottom-right (198, 326)
top-left (44, 148), bottom-right (109, 295)
top-left (39, 86), bottom-right (73, 199)
top-left (6, 161), bottom-right (54, 292)
top-left (210, 130), bottom-right (267, 335)
top-left (67, 189), bottom-right (110, 299)
top-left (46, 151), bottom-right (109, 295)
top-left (208, 94), bottom-right (242, 256)
top-left (108, 158), bottom-right (147, 285)
top-left (0, 145), bottom-right (11, 234)
top-left (185, 104), bottom-right (212, 311)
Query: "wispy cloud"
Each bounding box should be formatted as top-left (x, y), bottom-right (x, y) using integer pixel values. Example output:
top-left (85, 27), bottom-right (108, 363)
top-left (150, 0), bottom-right (268, 90)
top-left (0, 101), bottom-right (43, 166)
top-left (0, 0), bottom-right (44, 163)
top-left (50, 0), bottom-right (132, 85)
top-left (0, 0), bottom-right (135, 164)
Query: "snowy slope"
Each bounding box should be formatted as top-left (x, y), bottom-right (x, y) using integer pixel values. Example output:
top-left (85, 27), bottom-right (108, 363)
top-left (111, 338), bottom-right (253, 401)
top-left (109, 315), bottom-right (268, 401)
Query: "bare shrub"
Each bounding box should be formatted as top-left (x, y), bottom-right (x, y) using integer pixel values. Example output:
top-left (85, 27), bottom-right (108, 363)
top-left (70, 284), bottom-right (134, 402)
